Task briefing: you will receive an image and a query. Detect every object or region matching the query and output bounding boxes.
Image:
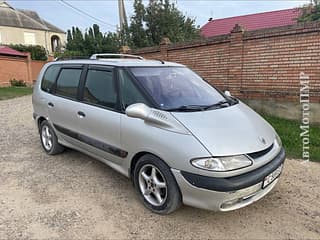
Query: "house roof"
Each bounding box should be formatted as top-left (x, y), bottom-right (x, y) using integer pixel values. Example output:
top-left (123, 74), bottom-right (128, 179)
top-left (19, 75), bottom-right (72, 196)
top-left (0, 45), bottom-right (27, 57)
top-left (201, 8), bottom-right (301, 38)
top-left (0, 1), bottom-right (65, 33)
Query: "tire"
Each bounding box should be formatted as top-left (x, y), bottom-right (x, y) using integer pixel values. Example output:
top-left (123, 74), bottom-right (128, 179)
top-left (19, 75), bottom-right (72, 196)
top-left (133, 154), bottom-right (182, 214)
top-left (39, 120), bottom-right (64, 155)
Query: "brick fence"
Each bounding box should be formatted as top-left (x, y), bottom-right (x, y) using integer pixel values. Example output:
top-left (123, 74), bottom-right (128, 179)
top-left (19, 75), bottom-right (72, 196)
top-left (0, 53), bottom-right (51, 87)
top-left (130, 21), bottom-right (320, 104)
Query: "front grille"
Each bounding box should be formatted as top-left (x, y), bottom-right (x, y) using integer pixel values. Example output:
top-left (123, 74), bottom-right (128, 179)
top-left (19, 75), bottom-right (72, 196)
top-left (248, 143), bottom-right (274, 159)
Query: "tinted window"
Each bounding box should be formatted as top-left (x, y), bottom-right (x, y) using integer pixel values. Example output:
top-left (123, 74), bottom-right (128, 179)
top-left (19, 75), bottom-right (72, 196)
top-left (130, 67), bottom-right (226, 110)
top-left (119, 69), bottom-right (149, 108)
top-left (83, 69), bottom-right (117, 109)
top-left (41, 65), bottom-right (61, 93)
top-left (56, 68), bottom-right (82, 99)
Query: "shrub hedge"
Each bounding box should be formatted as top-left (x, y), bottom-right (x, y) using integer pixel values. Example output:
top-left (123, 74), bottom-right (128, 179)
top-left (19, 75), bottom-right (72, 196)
top-left (8, 44), bottom-right (47, 61)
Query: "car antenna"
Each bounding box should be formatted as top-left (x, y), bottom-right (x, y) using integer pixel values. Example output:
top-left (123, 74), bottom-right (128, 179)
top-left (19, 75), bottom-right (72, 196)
top-left (155, 59), bottom-right (165, 64)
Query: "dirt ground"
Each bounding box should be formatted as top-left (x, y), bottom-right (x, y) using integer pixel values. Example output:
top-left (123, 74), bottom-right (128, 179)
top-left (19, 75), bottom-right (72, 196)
top-left (0, 95), bottom-right (319, 239)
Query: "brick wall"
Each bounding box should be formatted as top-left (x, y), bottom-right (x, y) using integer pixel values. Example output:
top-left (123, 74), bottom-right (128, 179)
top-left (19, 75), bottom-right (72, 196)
top-left (131, 21), bottom-right (320, 104)
top-left (31, 60), bottom-right (48, 82)
top-left (0, 53), bottom-right (50, 87)
top-left (0, 55), bottom-right (30, 86)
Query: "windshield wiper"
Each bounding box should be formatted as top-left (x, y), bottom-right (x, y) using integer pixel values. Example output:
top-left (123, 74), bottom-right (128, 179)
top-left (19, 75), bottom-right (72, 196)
top-left (166, 105), bottom-right (208, 112)
top-left (203, 100), bottom-right (231, 110)
top-left (166, 100), bottom-right (234, 112)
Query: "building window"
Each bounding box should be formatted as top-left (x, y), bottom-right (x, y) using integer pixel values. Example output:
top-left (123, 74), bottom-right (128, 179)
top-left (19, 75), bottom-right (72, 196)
top-left (51, 35), bottom-right (60, 52)
top-left (24, 32), bottom-right (36, 45)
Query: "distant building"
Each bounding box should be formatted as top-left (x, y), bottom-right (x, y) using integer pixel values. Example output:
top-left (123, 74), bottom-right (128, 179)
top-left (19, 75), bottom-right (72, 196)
top-left (0, 1), bottom-right (66, 54)
top-left (201, 8), bottom-right (301, 38)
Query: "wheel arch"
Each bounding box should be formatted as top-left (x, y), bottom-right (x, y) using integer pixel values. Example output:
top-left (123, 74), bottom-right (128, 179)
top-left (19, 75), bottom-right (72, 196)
top-left (130, 151), bottom-right (171, 179)
top-left (37, 116), bottom-right (47, 132)
top-left (130, 151), bottom-right (150, 178)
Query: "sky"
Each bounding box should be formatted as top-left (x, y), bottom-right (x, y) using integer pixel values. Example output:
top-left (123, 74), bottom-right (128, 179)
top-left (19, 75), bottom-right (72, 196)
top-left (8, 0), bottom-right (310, 33)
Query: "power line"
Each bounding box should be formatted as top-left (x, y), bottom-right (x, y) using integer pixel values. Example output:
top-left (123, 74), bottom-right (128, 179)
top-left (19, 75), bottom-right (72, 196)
top-left (59, 0), bottom-right (117, 30)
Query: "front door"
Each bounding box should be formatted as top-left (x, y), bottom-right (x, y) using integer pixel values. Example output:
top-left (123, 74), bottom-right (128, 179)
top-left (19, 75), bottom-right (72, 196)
top-left (76, 66), bottom-right (123, 164)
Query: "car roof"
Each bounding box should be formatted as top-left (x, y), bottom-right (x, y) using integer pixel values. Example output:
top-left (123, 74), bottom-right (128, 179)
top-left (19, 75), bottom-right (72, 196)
top-left (49, 59), bottom-right (185, 67)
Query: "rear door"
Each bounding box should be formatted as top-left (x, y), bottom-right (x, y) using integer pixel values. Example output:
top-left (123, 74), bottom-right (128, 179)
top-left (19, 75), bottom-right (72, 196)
top-left (47, 65), bottom-right (84, 147)
top-left (76, 65), bottom-right (123, 164)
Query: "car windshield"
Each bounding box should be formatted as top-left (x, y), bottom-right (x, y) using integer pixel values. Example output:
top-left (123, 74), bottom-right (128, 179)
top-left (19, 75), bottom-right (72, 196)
top-left (130, 67), bottom-right (229, 111)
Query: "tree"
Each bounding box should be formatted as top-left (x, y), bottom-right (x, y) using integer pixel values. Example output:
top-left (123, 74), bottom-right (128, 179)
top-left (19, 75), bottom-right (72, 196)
top-left (129, 0), bottom-right (200, 48)
top-left (298, 0), bottom-right (320, 22)
top-left (63, 24), bottom-right (120, 57)
top-left (130, 0), bottom-right (149, 48)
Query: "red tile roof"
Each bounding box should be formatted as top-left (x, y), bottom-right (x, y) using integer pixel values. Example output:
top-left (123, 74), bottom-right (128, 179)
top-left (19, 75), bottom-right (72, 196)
top-left (0, 46), bottom-right (27, 57)
top-left (201, 8), bottom-right (301, 38)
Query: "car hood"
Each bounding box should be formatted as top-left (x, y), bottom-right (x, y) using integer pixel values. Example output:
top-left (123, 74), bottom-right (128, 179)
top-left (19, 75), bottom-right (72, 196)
top-left (171, 102), bottom-right (276, 156)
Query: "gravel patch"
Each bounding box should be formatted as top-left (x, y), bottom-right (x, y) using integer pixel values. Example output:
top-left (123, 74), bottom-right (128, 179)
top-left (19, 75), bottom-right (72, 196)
top-left (0, 95), bottom-right (319, 239)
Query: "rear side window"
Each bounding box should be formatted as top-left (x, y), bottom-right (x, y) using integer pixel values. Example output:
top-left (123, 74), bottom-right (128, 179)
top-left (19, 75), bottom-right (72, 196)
top-left (41, 65), bottom-right (61, 93)
top-left (56, 68), bottom-right (82, 100)
top-left (83, 69), bottom-right (117, 109)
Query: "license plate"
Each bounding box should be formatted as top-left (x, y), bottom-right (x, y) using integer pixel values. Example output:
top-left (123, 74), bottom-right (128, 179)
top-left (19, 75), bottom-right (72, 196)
top-left (262, 164), bottom-right (283, 188)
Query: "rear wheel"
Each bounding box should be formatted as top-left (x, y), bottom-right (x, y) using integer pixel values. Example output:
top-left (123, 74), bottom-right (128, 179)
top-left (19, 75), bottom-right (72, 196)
top-left (39, 120), bottom-right (64, 155)
top-left (133, 154), bottom-right (182, 214)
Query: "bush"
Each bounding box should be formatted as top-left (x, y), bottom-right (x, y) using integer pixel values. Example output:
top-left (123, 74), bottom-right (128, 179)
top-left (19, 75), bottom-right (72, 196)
top-left (10, 79), bottom-right (27, 87)
top-left (54, 50), bottom-right (88, 59)
top-left (8, 44), bottom-right (47, 61)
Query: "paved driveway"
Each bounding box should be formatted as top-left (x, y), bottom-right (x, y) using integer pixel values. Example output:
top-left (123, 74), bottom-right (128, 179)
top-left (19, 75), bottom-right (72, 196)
top-left (0, 95), bottom-right (319, 239)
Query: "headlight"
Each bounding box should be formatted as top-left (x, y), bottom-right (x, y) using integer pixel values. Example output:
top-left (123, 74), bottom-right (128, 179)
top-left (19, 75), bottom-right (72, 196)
top-left (191, 155), bottom-right (253, 172)
top-left (275, 133), bottom-right (282, 147)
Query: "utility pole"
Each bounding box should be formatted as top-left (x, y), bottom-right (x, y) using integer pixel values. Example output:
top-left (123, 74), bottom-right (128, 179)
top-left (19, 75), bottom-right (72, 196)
top-left (118, 0), bottom-right (128, 32)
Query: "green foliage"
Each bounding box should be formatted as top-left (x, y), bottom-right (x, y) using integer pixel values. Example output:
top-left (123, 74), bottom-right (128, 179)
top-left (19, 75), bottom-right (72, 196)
top-left (298, 0), bottom-right (320, 22)
top-left (130, 0), bottom-right (200, 48)
top-left (65, 1), bottom-right (200, 53)
top-left (66, 25), bottom-right (120, 56)
top-left (0, 87), bottom-right (33, 100)
top-left (129, 0), bottom-right (150, 48)
top-left (54, 50), bottom-right (87, 59)
top-left (9, 79), bottom-right (27, 87)
top-left (8, 44), bottom-right (47, 61)
top-left (261, 113), bottom-right (320, 162)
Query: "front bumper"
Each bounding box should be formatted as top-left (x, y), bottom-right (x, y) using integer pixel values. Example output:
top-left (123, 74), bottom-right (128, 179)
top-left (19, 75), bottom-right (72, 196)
top-left (172, 148), bottom-right (286, 211)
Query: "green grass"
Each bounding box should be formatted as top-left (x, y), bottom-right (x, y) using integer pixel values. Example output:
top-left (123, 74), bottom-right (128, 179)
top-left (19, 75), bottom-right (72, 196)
top-left (261, 113), bottom-right (320, 162)
top-left (0, 87), bottom-right (33, 100)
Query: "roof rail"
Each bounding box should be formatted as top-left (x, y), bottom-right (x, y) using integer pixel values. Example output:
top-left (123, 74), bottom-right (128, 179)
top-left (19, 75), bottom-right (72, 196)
top-left (90, 53), bottom-right (144, 60)
top-left (54, 56), bottom-right (89, 61)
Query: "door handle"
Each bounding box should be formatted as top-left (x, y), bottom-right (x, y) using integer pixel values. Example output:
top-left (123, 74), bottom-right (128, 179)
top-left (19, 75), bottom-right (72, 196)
top-left (77, 111), bottom-right (86, 118)
top-left (48, 102), bottom-right (54, 108)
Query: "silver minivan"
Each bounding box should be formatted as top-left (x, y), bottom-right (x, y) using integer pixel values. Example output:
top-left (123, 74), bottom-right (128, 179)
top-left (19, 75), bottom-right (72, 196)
top-left (32, 54), bottom-right (285, 214)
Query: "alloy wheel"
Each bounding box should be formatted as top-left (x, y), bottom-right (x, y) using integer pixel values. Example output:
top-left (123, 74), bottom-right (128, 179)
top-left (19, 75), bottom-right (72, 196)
top-left (138, 164), bottom-right (168, 206)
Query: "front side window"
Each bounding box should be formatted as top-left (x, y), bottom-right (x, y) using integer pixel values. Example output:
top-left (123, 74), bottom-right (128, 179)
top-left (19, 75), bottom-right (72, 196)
top-left (119, 69), bottom-right (150, 109)
top-left (41, 65), bottom-right (61, 93)
top-left (56, 68), bottom-right (82, 100)
top-left (130, 67), bottom-right (227, 110)
top-left (83, 69), bottom-right (117, 109)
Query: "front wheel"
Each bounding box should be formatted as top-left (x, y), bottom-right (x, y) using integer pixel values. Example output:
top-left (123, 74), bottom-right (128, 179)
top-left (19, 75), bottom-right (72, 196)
top-left (133, 154), bottom-right (182, 214)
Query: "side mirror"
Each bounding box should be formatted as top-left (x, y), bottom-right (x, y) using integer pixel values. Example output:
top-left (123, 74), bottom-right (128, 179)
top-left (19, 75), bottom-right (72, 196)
top-left (224, 90), bottom-right (231, 97)
top-left (125, 103), bottom-right (151, 120)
